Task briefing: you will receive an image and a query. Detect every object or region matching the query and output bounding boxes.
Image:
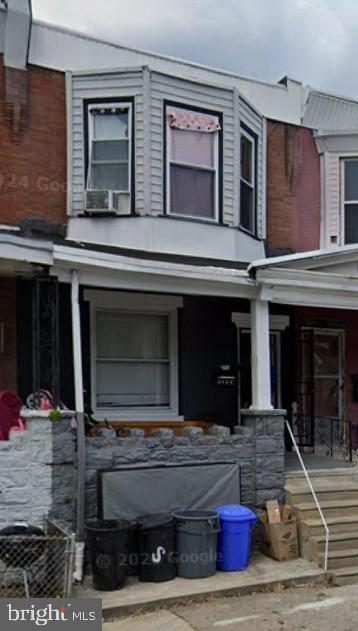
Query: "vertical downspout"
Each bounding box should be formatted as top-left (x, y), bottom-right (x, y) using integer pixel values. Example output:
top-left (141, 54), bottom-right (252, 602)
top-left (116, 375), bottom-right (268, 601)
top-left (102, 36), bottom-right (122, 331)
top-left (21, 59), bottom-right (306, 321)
top-left (71, 270), bottom-right (85, 542)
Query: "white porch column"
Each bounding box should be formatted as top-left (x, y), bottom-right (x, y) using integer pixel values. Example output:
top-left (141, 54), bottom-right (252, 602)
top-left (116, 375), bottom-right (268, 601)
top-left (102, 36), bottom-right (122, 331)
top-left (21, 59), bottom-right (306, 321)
top-left (71, 270), bottom-right (86, 542)
top-left (250, 299), bottom-right (273, 410)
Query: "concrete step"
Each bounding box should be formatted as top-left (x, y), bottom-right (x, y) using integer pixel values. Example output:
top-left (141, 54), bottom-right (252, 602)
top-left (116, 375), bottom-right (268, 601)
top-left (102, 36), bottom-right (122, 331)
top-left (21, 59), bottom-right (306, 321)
top-left (293, 499), bottom-right (358, 520)
top-left (300, 515), bottom-right (358, 541)
top-left (332, 566), bottom-right (358, 586)
top-left (301, 532), bottom-right (358, 560)
top-left (318, 548), bottom-right (358, 570)
top-left (285, 480), bottom-right (358, 504)
top-left (286, 468), bottom-right (357, 484)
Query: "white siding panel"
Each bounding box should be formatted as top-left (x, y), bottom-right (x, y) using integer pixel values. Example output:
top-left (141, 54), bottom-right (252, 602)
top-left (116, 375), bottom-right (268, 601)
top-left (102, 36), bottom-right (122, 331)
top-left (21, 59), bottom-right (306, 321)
top-left (326, 152), bottom-right (341, 244)
top-left (150, 71), bottom-right (236, 224)
top-left (69, 68), bottom-right (266, 251)
top-left (71, 70), bottom-right (144, 213)
top-left (239, 97), bottom-right (265, 238)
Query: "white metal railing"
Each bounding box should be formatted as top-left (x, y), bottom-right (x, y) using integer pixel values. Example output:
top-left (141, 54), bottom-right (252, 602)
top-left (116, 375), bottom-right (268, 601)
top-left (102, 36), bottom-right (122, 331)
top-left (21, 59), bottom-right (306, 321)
top-left (285, 420), bottom-right (329, 571)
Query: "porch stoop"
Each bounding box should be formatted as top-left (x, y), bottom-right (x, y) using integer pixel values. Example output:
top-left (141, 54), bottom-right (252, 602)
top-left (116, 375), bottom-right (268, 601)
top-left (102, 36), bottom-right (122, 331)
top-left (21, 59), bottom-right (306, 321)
top-left (285, 467), bottom-right (358, 586)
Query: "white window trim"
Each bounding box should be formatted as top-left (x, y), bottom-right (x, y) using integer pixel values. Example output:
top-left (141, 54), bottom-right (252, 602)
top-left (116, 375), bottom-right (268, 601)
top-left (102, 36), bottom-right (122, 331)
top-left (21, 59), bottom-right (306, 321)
top-left (165, 105), bottom-right (220, 223)
top-left (340, 157), bottom-right (358, 246)
top-left (240, 126), bottom-right (256, 235)
top-left (86, 101), bottom-right (133, 212)
top-left (84, 290), bottom-right (183, 421)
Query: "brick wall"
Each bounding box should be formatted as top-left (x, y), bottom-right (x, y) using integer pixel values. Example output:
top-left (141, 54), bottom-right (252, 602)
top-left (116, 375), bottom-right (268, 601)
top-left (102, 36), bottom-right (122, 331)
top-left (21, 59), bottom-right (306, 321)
top-left (267, 121), bottom-right (321, 255)
top-left (0, 57), bottom-right (66, 227)
top-left (0, 278), bottom-right (17, 391)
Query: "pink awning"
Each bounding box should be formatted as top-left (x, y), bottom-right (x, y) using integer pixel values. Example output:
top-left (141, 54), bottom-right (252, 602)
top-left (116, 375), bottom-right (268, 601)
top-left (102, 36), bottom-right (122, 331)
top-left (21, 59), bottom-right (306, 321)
top-left (168, 108), bottom-right (221, 132)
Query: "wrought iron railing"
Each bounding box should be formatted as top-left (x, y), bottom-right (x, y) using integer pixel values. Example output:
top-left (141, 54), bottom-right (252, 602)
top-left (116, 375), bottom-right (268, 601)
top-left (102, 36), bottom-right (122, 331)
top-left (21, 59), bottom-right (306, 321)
top-left (289, 414), bottom-right (358, 463)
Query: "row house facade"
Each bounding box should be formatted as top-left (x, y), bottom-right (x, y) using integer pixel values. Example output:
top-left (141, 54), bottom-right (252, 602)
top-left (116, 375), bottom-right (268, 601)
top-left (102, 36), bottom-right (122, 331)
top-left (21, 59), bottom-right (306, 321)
top-left (1, 0), bottom-right (358, 525)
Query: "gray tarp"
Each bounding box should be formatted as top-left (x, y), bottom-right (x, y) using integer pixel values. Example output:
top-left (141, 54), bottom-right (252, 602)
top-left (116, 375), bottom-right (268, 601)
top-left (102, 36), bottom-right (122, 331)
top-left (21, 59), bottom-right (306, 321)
top-left (99, 462), bottom-right (240, 521)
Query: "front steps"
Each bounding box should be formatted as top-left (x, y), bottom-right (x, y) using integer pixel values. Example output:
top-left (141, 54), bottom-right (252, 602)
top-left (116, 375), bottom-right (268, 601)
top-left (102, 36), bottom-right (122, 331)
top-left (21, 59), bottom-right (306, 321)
top-left (285, 467), bottom-right (358, 585)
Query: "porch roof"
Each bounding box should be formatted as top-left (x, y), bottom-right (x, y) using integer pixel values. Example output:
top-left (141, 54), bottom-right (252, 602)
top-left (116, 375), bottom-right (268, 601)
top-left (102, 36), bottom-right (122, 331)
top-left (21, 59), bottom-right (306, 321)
top-left (51, 240), bottom-right (257, 299)
top-left (249, 245), bottom-right (358, 310)
top-left (0, 231), bottom-right (53, 274)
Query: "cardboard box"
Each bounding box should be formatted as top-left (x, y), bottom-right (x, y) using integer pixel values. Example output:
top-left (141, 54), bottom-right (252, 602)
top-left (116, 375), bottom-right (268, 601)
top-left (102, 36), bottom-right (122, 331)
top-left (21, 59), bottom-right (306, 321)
top-left (266, 499), bottom-right (281, 523)
top-left (259, 506), bottom-right (299, 562)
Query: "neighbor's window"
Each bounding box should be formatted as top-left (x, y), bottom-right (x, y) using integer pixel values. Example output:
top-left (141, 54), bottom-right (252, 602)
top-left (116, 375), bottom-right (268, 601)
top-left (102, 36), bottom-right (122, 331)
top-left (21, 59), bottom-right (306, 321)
top-left (343, 158), bottom-right (358, 244)
top-left (95, 311), bottom-right (171, 408)
top-left (86, 103), bottom-right (132, 213)
top-left (240, 127), bottom-right (256, 234)
top-left (166, 105), bottom-right (221, 221)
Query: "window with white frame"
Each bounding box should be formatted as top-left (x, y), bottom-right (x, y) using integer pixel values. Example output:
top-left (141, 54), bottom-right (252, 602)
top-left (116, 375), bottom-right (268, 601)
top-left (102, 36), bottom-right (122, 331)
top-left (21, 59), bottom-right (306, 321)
top-left (166, 105), bottom-right (221, 221)
top-left (240, 127), bottom-right (256, 234)
top-left (86, 291), bottom-right (182, 418)
top-left (85, 102), bottom-right (132, 214)
top-left (342, 158), bottom-right (358, 244)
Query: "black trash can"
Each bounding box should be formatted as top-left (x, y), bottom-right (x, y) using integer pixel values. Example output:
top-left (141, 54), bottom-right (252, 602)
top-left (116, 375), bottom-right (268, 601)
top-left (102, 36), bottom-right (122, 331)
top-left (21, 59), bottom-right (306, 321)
top-left (127, 521), bottom-right (139, 577)
top-left (86, 519), bottom-right (130, 591)
top-left (138, 513), bottom-right (176, 583)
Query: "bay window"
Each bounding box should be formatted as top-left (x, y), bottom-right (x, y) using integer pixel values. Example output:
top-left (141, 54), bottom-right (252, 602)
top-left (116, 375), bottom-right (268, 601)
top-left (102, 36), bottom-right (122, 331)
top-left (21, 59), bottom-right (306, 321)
top-left (85, 102), bottom-right (132, 213)
top-left (342, 158), bottom-right (358, 244)
top-left (240, 127), bottom-right (256, 234)
top-left (166, 105), bottom-right (221, 221)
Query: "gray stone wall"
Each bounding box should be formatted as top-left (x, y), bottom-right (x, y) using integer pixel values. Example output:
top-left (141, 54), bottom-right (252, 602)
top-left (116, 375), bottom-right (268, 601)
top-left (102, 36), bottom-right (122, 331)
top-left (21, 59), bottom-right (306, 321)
top-left (0, 410), bottom-right (286, 531)
top-left (0, 411), bottom-right (75, 529)
top-left (241, 410), bottom-right (286, 507)
top-left (85, 425), bottom-right (256, 521)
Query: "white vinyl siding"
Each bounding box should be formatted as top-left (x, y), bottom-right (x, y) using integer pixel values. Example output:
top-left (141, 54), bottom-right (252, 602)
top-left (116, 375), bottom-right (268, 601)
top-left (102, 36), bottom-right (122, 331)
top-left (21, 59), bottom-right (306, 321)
top-left (69, 67), bottom-right (266, 237)
top-left (70, 70), bottom-right (144, 214)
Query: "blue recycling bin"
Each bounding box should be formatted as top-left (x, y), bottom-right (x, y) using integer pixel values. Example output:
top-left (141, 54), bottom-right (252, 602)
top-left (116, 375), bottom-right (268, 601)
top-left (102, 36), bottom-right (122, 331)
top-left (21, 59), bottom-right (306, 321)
top-left (216, 504), bottom-right (257, 571)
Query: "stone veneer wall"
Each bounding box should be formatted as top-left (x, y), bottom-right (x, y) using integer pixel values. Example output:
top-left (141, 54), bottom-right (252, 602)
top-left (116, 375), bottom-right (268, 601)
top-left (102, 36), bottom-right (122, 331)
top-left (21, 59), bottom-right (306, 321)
top-left (85, 425), bottom-right (256, 522)
top-left (0, 410), bottom-right (286, 531)
top-left (0, 411), bottom-right (75, 529)
top-left (241, 410), bottom-right (286, 507)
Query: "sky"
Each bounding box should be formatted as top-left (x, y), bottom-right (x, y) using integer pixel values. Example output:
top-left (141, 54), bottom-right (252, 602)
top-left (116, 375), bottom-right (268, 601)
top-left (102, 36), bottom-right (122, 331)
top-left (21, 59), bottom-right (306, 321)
top-left (31, 0), bottom-right (358, 97)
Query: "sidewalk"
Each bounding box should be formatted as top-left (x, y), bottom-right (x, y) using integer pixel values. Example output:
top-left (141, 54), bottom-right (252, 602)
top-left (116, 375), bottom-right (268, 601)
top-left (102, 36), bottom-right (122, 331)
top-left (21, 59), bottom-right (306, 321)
top-left (76, 553), bottom-right (329, 620)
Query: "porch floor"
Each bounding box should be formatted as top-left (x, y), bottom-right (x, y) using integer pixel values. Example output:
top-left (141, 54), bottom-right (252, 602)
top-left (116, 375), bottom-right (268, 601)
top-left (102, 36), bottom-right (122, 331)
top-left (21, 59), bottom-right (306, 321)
top-left (75, 553), bottom-right (328, 619)
top-left (285, 452), bottom-right (356, 472)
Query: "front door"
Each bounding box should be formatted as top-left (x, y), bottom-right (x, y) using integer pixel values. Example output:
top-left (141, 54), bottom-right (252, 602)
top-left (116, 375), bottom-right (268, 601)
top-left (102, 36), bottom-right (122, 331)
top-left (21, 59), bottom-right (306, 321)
top-left (293, 328), bottom-right (344, 451)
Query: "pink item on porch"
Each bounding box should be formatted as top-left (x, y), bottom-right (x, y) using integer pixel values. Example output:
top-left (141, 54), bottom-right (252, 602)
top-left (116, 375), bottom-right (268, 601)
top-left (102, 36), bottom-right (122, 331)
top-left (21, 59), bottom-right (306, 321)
top-left (0, 390), bottom-right (24, 441)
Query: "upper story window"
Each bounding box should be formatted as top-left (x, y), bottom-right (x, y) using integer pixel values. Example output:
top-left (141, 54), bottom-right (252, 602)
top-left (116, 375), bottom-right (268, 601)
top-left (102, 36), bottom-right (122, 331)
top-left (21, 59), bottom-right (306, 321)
top-left (85, 102), bottom-right (132, 214)
top-left (342, 158), bottom-right (358, 244)
top-left (240, 127), bottom-right (256, 234)
top-left (166, 105), bottom-right (221, 221)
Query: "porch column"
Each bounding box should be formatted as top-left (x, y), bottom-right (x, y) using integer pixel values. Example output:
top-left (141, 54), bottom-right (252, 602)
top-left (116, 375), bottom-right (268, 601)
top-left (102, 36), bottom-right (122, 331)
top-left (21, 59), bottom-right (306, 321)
top-left (250, 298), bottom-right (273, 410)
top-left (71, 270), bottom-right (86, 542)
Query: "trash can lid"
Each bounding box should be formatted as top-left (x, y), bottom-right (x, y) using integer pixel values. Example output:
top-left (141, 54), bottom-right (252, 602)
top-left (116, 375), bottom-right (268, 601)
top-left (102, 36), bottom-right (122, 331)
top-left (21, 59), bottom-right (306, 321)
top-left (86, 519), bottom-right (130, 532)
top-left (216, 504), bottom-right (257, 522)
top-left (137, 513), bottom-right (175, 531)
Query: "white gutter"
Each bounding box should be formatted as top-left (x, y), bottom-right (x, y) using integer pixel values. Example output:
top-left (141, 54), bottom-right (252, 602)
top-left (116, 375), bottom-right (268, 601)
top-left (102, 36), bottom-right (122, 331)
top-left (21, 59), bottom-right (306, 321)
top-left (0, 233), bottom-right (53, 266)
top-left (53, 244), bottom-right (254, 286)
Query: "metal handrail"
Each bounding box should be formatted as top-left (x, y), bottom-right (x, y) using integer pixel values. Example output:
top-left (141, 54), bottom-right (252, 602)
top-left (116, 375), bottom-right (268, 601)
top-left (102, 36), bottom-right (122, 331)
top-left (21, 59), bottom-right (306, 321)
top-left (285, 420), bottom-right (329, 571)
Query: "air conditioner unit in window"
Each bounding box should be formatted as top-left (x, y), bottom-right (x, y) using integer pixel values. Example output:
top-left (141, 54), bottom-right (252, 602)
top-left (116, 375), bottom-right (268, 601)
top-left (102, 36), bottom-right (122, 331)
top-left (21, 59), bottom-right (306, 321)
top-left (85, 190), bottom-right (130, 215)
